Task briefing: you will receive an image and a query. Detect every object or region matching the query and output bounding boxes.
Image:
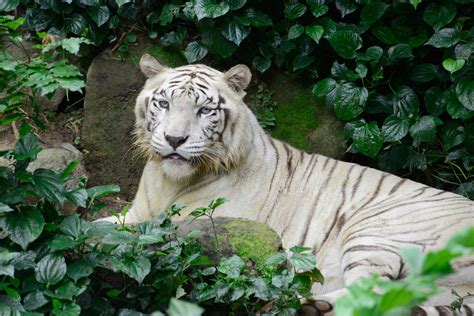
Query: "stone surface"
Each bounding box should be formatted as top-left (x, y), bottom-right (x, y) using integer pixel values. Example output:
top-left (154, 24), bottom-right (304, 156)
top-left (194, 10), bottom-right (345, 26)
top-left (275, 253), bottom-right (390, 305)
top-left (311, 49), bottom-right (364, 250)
top-left (81, 38), bottom-right (186, 199)
top-left (263, 69), bottom-right (346, 159)
top-left (177, 217), bottom-right (282, 269)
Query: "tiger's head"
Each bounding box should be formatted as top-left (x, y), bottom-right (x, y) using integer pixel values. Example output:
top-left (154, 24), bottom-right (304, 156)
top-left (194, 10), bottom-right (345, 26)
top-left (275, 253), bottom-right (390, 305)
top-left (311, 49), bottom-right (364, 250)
top-left (134, 54), bottom-right (253, 181)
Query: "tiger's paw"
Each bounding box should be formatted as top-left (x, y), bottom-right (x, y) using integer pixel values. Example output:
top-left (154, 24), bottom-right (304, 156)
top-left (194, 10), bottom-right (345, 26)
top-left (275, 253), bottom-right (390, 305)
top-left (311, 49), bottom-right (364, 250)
top-left (298, 298), bottom-right (333, 316)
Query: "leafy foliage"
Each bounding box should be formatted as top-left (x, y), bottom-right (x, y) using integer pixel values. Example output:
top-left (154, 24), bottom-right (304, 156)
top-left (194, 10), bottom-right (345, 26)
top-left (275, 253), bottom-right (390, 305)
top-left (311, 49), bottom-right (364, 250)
top-left (0, 16), bottom-right (89, 130)
top-left (0, 134), bottom-right (321, 315)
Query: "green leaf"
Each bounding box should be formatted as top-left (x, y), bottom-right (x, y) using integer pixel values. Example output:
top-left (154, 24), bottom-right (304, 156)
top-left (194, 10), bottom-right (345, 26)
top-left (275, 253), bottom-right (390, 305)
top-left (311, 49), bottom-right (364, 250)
top-left (408, 64), bottom-right (437, 82)
top-left (52, 63), bottom-right (81, 78)
top-left (442, 58), bottom-right (465, 74)
top-left (356, 46), bottom-right (383, 61)
top-left (382, 115), bottom-right (409, 142)
top-left (31, 169), bottom-right (65, 205)
top-left (53, 302), bottom-right (81, 316)
top-left (333, 83), bottom-right (368, 121)
top-left (409, 0), bottom-right (422, 9)
top-left (158, 4), bottom-right (180, 26)
top-left (65, 188), bottom-right (88, 208)
top-left (60, 215), bottom-right (85, 238)
top-left (116, 0), bottom-right (131, 7)
top-left (312, 78), bottom-right (337, 97)
top-left (160, 28), bottom-right (187, 47)
top-left (50, 235), bottom-right (82, 251)
top-left (35, 254), bottom-right (67, 285)
top-left (305, 25), bottom-right (324, 43)
top-left (265, 252), bottom-right (288, 266)
top-left (285, 3), bottom-right (307, 20)
top-left (167, 298), bottom-right (204, 316)
top-left (445, 89), bottom-right (474, 120)
top-left (392, 86), bottom-right (419, 119)
top-left (355, 64), bottom-right (367, 78)
top-left (252, 56), bottom-right (271, 73)
top-left (184, 41), bottom-right (208, 63)
top-left (423, 3), bottom-right (457, 31)
top-left (228, 0), bottom-right (246, 10)
top-left (328, 30), bottom-right (362, 59)
top-left (241, 9), bottom-right (273, 27)
top-left (24, 291), bottom-right (49, 311)
top-left (61, 38), bottom-right (89, 55)
top-left (86, 184), bottom-right (120, 200)
top-left (409, 116), bottom-right (437, 142)
top-left (218, 255), bottom-right (245, 278)
top-left (371, 25), bottom-right (398, 45)
top-left (0, 206), bottom-right (45, 250)
top-left (0, 0), bottom-right (19, 11)
top-left (67, 14), bottom-right (87, 35)
top-left (400, 248), bottom-right (425, 275)
top-left (379, 287), bottom-right (415, 312)
top-left (289, 251), bottom-right (316, 271)
top-left (310, 4), bottom-right (328, 18)
top-left (424, 87), bottom-right (446, 116)
top-left (87, 5), bottom-right (110, 27)
top-left (114, 256), bottom-right (151, 284)
top-left (361, 1), bottom-right (388, 26)
top-left (0, 202), bottom-right (13, 213)
top-left (387, 44), bottom-right (413, 60)
top-left (14, 133), bottom-right (42, 161)
top-left (425, 28), bottom-right (460, 48)
top-left (353, 121), bottom-right (384, 158)
top-left (455, 79), bottom-right (474, 111)
top-left (220, 17), bottom-right (250, 45)
top-left (422, 249), bottom-right (457, 276)
top-left (54, 78), bottom-right (85, 93)
top-left (442, 122), bottom-right (464, 151)
top-left (288, 24), bottom-right (304, 40)
top-left (194, 0), bottom-right (230, 20)
top-left (335, 0), bottom-right (357, 18)
top-left (67, 259), bottom-right (94, 282)
top-left (292, 55), bottom-right (315, 71)
top-left (331, 62), bottom-right (358, 81)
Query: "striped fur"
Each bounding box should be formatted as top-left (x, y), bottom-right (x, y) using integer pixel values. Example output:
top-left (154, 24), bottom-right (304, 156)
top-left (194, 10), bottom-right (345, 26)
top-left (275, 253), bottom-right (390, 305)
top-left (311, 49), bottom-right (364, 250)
top-left (103, 55), bottom-right (474, 315)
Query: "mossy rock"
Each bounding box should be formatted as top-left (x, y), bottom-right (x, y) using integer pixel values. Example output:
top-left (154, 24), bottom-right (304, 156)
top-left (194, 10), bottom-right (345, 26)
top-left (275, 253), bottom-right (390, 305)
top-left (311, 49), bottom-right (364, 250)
top-left (262, 69), bottom-right (345, 159)
top-left (81, 37), bottom-right (186, 198)
top-left (177, 217), bottom-right (282, 271)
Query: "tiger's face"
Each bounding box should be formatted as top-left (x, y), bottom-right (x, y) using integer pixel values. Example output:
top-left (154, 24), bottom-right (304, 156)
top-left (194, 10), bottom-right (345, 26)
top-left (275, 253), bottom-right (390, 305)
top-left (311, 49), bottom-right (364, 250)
top-left (135, 54), bottom-right (251, 181)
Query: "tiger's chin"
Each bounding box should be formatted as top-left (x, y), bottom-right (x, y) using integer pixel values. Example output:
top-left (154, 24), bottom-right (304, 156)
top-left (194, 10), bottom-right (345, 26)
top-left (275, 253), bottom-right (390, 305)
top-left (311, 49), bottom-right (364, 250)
top-left (160, 158), bottom-right (197, 182)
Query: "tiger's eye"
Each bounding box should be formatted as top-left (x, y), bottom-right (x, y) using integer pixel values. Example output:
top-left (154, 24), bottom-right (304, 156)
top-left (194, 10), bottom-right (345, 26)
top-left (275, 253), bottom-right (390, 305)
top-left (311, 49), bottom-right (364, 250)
top-left (158, 100), bottom-right (169, 109)
top-left (198, 107), bottom-right (212, 115)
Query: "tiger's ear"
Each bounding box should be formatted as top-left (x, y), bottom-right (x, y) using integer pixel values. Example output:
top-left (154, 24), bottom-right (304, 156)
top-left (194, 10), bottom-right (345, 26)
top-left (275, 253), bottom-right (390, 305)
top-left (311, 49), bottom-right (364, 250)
top-left (140, 54), bottom-right (167, 78)
top-left (223, 64), bottom-right (251, 95)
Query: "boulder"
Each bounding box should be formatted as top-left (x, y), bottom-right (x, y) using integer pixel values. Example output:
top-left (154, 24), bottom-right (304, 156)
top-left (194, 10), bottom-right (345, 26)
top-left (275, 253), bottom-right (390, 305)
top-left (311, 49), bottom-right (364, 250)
top-left (177, 217), bottom-right (282, 270)
top-left (262, 69), bottom-right (346, 159)
top-left (81, 38), bottom-right (186, 198)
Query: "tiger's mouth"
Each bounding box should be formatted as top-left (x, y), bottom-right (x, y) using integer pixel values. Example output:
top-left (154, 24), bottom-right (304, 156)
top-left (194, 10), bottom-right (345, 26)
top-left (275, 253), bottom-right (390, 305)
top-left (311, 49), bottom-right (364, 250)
top-left (162, 153), bottom-right (188, 161)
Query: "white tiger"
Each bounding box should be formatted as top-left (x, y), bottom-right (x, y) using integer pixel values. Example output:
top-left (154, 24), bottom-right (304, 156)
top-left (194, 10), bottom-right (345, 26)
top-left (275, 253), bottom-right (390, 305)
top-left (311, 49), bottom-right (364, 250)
top-left (102, 54), bottom-right (474, 315)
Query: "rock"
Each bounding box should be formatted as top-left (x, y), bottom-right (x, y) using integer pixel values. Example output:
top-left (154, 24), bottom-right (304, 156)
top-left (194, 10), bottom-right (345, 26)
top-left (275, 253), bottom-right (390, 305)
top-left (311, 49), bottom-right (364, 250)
top-left (262, 69), bottom-right (346, 159)
top-left (81, 38), bottom-right (186, 199)
top-left (177, 217), bottom-right (282, 270)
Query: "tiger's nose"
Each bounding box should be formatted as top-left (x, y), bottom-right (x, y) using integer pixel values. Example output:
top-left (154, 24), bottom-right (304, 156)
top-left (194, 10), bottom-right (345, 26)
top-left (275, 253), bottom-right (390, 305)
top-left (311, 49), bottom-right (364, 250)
top-left (165, 135), bottom-right (188, 150)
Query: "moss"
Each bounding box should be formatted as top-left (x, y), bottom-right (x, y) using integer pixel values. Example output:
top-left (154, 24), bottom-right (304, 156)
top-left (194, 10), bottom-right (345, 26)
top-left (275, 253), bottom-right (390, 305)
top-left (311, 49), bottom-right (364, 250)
top-left (221, 220), bottom-right (281, 271)
top-left (271, 91), bottom-right (320, 150)
top-left (148, 45), bottom-right (187, 67)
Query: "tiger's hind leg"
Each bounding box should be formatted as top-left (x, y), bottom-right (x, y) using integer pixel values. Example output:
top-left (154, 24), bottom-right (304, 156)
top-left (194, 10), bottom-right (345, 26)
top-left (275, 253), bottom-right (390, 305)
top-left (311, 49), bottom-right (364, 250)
top-left (412, 304), bottom-right (474, 315)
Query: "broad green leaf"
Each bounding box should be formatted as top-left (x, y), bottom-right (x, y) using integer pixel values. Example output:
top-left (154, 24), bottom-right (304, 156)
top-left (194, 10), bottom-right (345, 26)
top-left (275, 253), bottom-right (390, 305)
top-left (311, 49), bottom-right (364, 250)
top-left (194, 0), bottom-right (230, 20)
top-left (382, 115), bottom-right (409, 142)
top-left (67, 259), bottom-right (94, 282)
top-left (312, 78), bottom-right (337, 97)
top-left (423, 3), bottom-right (457, 31)
top-left (288, 24), bottom-right (304, 40)
top-left (0, 206), bottom-right (45, 250)
top-left (455, 43), bottom-right (473, 60)
top-left (265, 252), bottom-right (288, 266)
top-left (158, 4), bottom-right (180, 26)
top-left (371, 25), bottom-right (398, 45)
top-left (61, 38), bottom-right (90, 55)
top-left (167, 298), bottom-right (204, 316)
top-left (424, 87), bottom-right (446, 116)
top-left (442, 58), bottom-right (465, 74)
top-left (422, 249), bottom-right (457, 276)
top-left (387, 44), bottom-right (413, 60)
top-left (116, 0), bottom-right (131, 7)
top-left (24, 291), bottom-right (49, 311)
top-left (228, 0), bottom-right (246, 10)
top-left (328, 30), bottom-right (362, 59)
top-left (305, 25), bottom-right (324, 43)
top-left (310, 4), bottom-right (328, 17)
top-left (285, 3), bottom-right (307, 20)
top-left (14, 133), bottom-right (42, 161)
top-left (355, 64), bottom-right (367, 78)
top-left (0, 202), bottom-right (13, 213)
top-left (184, 41), bottom-right (208, 63)
top-left (353, 121), bottom-right (384, 158)
top-left (241, 9), bottom-right (273, 27)
top-left (356, 46), bottom-right (383, 61)
top-left (51, 63), bottom-right (81, 78)
top-left (335, 0), bottom-right (357, 18)
top-left (60, 215), bottom-right (86, 238)
top-left (409, 116), bottom-right (437, 142)
top-left (408, 64), bottom-right (437, 82)
top-left (35, 254), bottom-right (67, 285)
top-left (113, 255), bottom-right (151, 284)
top-left (361, 1), bottom-right (388, 25)
top-left (289, 251), bottom-right (316, 271)
top-left (292, 55), bottom-right (315, 71)
top-left (252, 56), bottom-right (271, 73)
top-left (65, 188), bottom-right (88, 208)
top-left (0, 0), bottom-right (19, 11)
top-left (160, 28), bottom-right (187, 47)
top-left (86, 184), bottom-right (120, 200)
top-left (455, 79), bottom-right (474, 111)
top-left (441, 122), bottom-right (464, 151)
top-left (87, 5), bottom-right (110, 27)
top-left (218, 255), bottom-right (245, 278)
top-left (333, 83), bottom-right (368, 121)
top-left (53, 302), bottom-right (81, 316)
top-left (47, 282), bottom-right (80, 300)
top-left (290, 245), bottom-right (312, 253)
top-left (409, 0), bottom-right (421, 9)
top-left (331, 62), bottom-right (358, 81)
top-left (392, 86), bottom-right (419, 119)
top-left (445, 89), bottom-right (474, 120)
top-left (220, 17), bottom-right (250, 45)
top-left (50, 235), bottom-right (82, 251)
top-left (379, 287), bottom-right (415, 312)
top-left (54, 78), bottom-right (85, 92)
top-left (31, 169), bottom-right (65, 205)
top-left (425, 28), bottom-right (460, 48)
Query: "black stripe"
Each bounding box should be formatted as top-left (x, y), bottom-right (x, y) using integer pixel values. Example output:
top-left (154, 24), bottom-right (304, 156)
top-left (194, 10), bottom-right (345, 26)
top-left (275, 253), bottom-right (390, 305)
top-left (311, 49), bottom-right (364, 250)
top-left (389, 178), bottom-right (408, 195)
top-left (262, 139), bottom-right (280, 222)
top-left (342, 245), bottom-right (400, 257)
top-left (463, 305), bottom-right (473, 316)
